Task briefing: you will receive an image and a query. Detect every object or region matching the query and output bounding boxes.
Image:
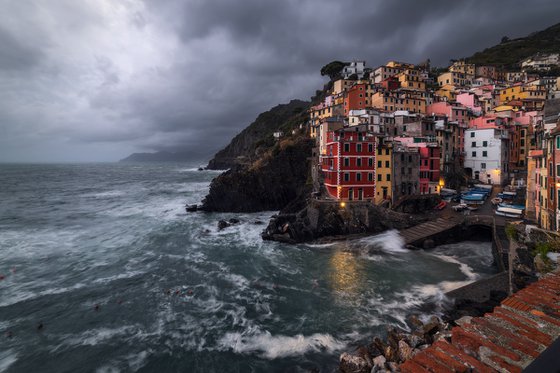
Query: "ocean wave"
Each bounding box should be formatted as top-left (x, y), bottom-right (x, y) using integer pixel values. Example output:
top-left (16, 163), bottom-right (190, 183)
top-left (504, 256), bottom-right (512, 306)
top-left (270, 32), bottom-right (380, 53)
top-left (218, 329), bottom-right (346, 359)
top-left (356, 230), bottom-right (407, 253)
top-left (0, 350), bottom-right (17, 373)
top-left (430, 254), bottom-right (478, 281)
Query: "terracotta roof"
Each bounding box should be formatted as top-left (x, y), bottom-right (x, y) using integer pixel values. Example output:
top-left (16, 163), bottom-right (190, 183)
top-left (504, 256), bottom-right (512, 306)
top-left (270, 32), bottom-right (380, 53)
top-left (400, 272), bottom-right (560, 372)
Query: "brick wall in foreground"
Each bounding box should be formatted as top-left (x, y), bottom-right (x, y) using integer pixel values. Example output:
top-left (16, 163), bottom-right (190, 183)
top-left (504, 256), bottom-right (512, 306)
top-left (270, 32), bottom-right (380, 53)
top-left (400, 272), bottom-right (560, 372)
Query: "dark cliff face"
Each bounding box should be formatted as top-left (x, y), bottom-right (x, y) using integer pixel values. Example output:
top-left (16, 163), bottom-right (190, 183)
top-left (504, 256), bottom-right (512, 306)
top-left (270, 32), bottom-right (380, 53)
top-left (201, 137), bottom-right (314, 212)
top-left (206, 100), bottom-right (310, 170)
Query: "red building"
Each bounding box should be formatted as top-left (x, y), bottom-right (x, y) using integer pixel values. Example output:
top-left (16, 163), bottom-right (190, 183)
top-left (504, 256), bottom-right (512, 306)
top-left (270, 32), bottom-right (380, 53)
top-left (321, 124), bottom-right (378, 201)
top-left (343, 83), bottom-right (367, 116)
top-left (380, 76), bottom-right (399, 91)
top-left (418, 145), bottom-right (441, 194)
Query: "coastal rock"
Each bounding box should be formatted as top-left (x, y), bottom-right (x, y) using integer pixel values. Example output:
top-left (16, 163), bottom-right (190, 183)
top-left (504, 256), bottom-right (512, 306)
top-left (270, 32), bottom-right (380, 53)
top-left (371, 355), bottom-right (386, 372)
top-left (201, 137), bottom-right (314, 212)
top-left (207, 100), bottom-right (309, 170)
top-left (185, 204), bottom-right (198, 212)
top-left (262, 200), bottom-right (423, 243)
top-left (397, 340), bottom-right (413, 362)
top-left (339, 352), bottom-right (369, 373)
top-left (422, 239), bottom-right (435, 249)
top-left (217, 220), bottom-right (230, 230)
top-left (229, 218), bottom-right (240, 224)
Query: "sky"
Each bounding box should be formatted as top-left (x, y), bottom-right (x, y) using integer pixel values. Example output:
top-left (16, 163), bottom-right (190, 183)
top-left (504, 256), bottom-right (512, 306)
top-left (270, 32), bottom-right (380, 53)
top-left (1, 1), bottom-right (559, 162)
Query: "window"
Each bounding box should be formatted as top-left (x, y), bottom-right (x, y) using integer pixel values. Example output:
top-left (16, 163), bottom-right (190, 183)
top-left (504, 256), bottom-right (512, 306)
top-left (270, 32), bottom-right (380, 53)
top-left (483, 141), bottom-right (488, 147)
top-left (344, 173), bottom-right (349, 181)
top-left (408, 167), bottom-right (412, 175)
top-left (481, 163), bottom-right (486, 169)
top-left (344, 158), bottom-right (350, 166)
top-left (368, 173), bottom-right (373, 181)
top-left (378, 148), bottom-right (382, 155)
top-left (470, 132), bottom-right (475, 138)
top-left (385, 148), bottom-right (390, 155)
top-left (387, 174), bottom-right (391, 181)
top-left (385, 161), bottom-right (390, 168)
top-left (472, 151), bottom-right (476, 157)
top-left (557, 164), bottom-right (560, 176)
top-left (377, 174), bottom-right (382, 181)
top-left (344, 143), bottom-right (350, 152)
top-left (557, 137), bottom-right (560, 149)
top-left (377, 160), bottom-right (382, 168)
top-left (357, 158), bottom-right (362, 167)
top-left (472, 141), bottom-right (476, 147)
top-left (368, 158), bottom-right (373, 167)
top-left (357, 173), bottom-right (362, 181)
top-left (482, 151), bottom-right (487, 157)
top-left (357, 143), bottom-right (362, 152)
top-left (368, 144), bottom-right (373, 153)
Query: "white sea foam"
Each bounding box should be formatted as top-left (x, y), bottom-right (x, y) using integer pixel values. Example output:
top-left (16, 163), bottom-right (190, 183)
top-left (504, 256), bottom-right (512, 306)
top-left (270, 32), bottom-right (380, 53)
top-left (0, 350), bottom-right (17, 373)
top-left (432, 254), bottom-right (478, 280)
top-left (357, 230), bottom-right (407, 253)
top-left (218, 330), bottom-right (346, 359)
top-left (61, 326), bottom-right (138, 347)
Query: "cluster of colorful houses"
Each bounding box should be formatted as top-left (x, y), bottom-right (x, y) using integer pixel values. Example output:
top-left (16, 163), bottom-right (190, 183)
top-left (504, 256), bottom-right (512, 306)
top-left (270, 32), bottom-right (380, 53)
top-left (303, 55), bottom-right (560, 230)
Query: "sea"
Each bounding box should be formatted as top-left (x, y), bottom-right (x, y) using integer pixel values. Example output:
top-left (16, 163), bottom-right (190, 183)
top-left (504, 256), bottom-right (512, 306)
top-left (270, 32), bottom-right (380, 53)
top-left (0, 163), bottom-right (497, 372)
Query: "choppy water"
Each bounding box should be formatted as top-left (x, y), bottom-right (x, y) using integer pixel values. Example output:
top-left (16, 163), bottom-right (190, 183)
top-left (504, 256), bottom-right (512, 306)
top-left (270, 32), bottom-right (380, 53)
top-left (0, 163), bottom-right (497, 372)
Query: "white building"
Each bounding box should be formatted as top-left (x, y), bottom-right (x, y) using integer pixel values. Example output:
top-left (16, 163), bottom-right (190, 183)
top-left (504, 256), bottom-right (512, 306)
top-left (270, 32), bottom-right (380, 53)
top-left (464, 128), bottom-right (509, 185)
top-left (521, 53), bottom-right (559, 72)
top-left (342, 61), bottom-right (365, 79)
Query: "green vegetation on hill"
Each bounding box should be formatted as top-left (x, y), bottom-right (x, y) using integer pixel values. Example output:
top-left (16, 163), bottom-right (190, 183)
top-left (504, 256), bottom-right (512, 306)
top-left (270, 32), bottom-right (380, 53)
top-left (466, 22), bottom-right (560, 69)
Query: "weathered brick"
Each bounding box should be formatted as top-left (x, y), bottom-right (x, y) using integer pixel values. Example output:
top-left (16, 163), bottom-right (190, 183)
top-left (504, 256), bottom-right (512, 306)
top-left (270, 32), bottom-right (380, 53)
top-left (400, 358), bottom-right (432, 373)
top-left (424, 347), bottom-right (469, 372)
top-left (487, 311), bottom-right (552, 345)
top-left (488, 355), bottom-right (522, 373)
top-left (411, 351), bottom-right (451, 373)
top-left (470, 317), bottom-right (541, 358)
top-left (493, 306), bottom-right (540, 328)
top-left (432, 340), bottom-right (495, 373)
top-left (452, 327), bottom-right (521, 362)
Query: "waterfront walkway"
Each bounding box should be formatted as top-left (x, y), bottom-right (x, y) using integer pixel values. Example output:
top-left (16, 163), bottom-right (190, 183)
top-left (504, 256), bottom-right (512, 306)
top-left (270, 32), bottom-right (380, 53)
top-left (399, 216), bottom-right (464, 245)
top-left (400, 272), bottom-right (560, 372)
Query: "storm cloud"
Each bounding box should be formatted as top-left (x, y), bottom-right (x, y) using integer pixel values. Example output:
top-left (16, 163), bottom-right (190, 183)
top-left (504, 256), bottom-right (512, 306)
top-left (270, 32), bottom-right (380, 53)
top-left (0, 0), bottom-right (559, 162)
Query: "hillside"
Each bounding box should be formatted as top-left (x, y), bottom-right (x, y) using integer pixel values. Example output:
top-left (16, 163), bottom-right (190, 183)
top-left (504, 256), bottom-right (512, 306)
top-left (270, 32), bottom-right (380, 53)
top-left (466, 22), bottom-right (560, 68)
top-left (206, 99), bottom-right (309, 169)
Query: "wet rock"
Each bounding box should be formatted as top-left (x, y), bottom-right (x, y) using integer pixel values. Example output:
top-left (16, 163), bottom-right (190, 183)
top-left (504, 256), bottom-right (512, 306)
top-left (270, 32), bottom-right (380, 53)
top-left (422, 316), bottom-right (441, 335)
top-left (372, 337), bottom-right (387, 356)
top-left (217, 220), bottom-right (231, 230)
top-left (339, 352), bottom-right (369, 373)
top-left (185, 204), bottom-right (198, 212)
top-left (253, 220), bottom-right (264, 225)
top-left (357, 346), bottom-right (373, 368)
top-left (197, 167), bottom-right (204, 171)
top-left (371, 355), bottom-right (386, 372)
top-left (398, 340), bottom-right (413, 362)
top-left (229, 218), bottom-right (240, 224)
top-left (408, 315), bottom-right (423, 329)
top-left (407, 333), bottom-right (426, 348)
top-left (455, 316), bottom-right (472, 327)
top-left (534, 255), bottom-right (552, 273)
top-left (422, 239), bottom-right (435, 249)
top-left (384, 346), bottom-right (397, 362)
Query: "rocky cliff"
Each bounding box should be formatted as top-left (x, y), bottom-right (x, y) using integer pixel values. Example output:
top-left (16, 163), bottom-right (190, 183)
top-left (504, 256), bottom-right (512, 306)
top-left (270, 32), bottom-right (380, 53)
top-left (206, 100), bottom-right (310, 170)
top-left (262, 200), bottom-right (424, 243)
top-left (200, 136), bottom-right (314, 212)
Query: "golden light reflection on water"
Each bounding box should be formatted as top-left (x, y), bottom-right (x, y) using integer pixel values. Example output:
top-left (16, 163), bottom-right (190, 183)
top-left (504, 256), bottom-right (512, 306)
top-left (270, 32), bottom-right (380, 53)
top-left (328, 250), bottom-right (364, 298)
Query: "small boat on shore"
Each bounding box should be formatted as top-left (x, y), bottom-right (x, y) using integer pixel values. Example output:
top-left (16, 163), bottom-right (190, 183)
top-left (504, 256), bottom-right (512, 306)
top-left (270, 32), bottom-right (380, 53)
top-left (452, 203), bottom-right (468, 212)
top-left (491, 197), bottom-right (503, 206)
top-left (434, 201), bottom-right (447, 210)
top-left (495, 206), bottom-right (524, 218)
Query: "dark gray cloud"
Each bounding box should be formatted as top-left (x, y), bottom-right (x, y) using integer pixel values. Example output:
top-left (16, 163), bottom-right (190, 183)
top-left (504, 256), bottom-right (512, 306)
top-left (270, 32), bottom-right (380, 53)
top-left (0, 0), bottom-right (559, 162)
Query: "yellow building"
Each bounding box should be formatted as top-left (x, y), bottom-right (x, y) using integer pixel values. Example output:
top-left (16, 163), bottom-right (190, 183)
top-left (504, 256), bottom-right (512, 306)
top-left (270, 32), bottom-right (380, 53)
top-left (397, 69), bottom-right (425, 90)
top-left (499, 84), bottom-right (547, 103)
top-left (332, 79), bottom-right (353, 95)
top-left (375, 143), bottom-right (392, 204)
top-left (437, 72), bottom-right (470, 87)
top-left (449, 60), bottom-right (475, 77)
top-left (435, 85), bottom-right (456, 101)
top-left (371, 92), bottom-right (426, 113)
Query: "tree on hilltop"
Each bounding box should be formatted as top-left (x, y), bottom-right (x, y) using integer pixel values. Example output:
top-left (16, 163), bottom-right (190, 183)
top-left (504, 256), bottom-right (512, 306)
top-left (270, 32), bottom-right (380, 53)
top-left (320, 61), bottom-right (347, 80)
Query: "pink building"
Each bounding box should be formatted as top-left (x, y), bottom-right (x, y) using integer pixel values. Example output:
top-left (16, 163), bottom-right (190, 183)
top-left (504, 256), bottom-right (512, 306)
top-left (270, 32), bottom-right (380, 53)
top-left (456, 92), bottom-right (483, 116)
